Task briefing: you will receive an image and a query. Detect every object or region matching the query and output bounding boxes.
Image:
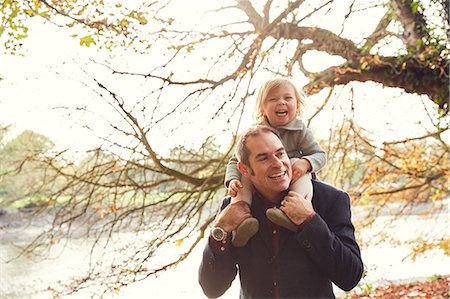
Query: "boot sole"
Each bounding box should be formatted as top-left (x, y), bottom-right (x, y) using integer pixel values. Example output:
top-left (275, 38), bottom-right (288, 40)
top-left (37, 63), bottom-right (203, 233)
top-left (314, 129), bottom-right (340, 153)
top-left (232, 218), bottom-right (259, 247)
top-left (266, 208), bottom-right (297, 232)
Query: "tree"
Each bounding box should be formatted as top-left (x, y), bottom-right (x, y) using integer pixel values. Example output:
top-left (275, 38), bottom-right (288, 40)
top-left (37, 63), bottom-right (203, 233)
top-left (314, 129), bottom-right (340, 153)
top-left (2, 0), bottom-right (448, 112)
top-left (0, 130), bottom-right (56, 207)
top-left (1, 0), bottom-right (159, 54)
top-left (1, 0), bottom-right (449, 296)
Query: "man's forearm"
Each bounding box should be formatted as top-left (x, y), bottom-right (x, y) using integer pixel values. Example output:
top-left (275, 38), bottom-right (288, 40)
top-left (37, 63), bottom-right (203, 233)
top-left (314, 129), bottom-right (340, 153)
top-left (198, 242), bottom-right (237, 298)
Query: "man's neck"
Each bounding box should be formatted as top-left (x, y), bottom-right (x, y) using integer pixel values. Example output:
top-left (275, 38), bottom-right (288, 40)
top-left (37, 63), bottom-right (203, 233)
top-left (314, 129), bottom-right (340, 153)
top-left (255, 189), bottom-right (288, 205)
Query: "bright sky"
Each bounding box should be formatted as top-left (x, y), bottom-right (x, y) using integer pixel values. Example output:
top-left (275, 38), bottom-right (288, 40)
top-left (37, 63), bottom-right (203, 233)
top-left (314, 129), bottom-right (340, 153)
top-left (0, 0), bottom-right (447, 157)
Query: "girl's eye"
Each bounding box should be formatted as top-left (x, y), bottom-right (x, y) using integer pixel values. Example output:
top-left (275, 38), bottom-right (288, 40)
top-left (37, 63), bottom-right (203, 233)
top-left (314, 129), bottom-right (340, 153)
top-left (268, 98), bottom-right (277, 102)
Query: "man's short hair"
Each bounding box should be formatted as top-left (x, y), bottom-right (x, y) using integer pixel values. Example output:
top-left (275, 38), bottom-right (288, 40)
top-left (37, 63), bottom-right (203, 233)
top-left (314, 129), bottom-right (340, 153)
top-left (235, 125), bottom-right (280, 166)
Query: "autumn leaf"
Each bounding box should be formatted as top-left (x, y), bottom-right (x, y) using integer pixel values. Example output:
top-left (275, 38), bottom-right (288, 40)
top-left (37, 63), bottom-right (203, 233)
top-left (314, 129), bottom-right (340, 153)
top-left (80, 35), bottom-right (96, 47)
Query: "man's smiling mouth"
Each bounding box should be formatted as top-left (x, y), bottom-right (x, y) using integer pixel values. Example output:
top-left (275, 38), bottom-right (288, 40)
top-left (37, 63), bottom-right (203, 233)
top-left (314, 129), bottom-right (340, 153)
top-left (269, 171), bottom-right (286, 179)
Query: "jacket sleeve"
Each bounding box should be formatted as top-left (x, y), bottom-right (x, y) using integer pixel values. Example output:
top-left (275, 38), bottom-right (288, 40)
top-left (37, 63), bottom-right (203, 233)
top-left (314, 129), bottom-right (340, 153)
top-left (224, 155), bottom-right (241, 188)
top-left (293, 191), bottom-right (364, 291)
top-left (198, 241), bottom-right (238, 298)
top-left (296, 124), bottom-right (327, 173)
top-left (198, 198), bottom-right (238, 298)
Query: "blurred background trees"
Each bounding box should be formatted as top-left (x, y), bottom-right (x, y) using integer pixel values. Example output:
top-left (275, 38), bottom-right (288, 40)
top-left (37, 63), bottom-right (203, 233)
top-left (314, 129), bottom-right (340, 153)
top-left (0, 0), bottom-right (448, 296)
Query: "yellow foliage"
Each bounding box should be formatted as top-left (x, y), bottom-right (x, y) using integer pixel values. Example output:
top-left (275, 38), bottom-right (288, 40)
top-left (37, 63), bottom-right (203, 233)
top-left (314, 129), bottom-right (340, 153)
top-left (409, 238), bottom-right (450, 260)
top-left (349, 138), bottom-right (449, 205)
top-left (438, 238), bottom-right (450, 255)
top-left (360, 61), bottom-right (369, 70)
top-left (119, 19), bottom-right (129, 28)
top-left (373, 55), bottom-right (381, 64)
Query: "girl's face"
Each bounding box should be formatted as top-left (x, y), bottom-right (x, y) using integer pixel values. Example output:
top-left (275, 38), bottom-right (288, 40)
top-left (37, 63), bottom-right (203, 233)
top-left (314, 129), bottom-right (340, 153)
top-left (261, 83), bottom-right (297, 127)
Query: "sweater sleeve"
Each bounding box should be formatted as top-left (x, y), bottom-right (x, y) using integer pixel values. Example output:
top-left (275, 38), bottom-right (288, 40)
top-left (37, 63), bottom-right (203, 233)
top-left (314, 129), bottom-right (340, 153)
top-left (297, 126), bottom-right (327, 173)
top-left (224, 154), bottom-right (242, 188)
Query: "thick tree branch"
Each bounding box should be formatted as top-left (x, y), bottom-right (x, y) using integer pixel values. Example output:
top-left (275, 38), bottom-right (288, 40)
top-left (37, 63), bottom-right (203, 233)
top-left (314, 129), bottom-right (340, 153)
top-left (303, 56), bottom-right (449, 112)
top-left (278, 23), bottom-right (361, 63)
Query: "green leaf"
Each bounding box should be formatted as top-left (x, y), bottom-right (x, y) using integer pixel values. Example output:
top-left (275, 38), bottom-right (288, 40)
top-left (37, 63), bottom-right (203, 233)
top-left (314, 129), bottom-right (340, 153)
top-left (416, 38), bottom-right (423, 47)
top-left (80, 35), bottom-right (96, 47)
top-left (16, 33), bottom-right (28, 40)
top-left (411, 1), bottom-right (419, 13)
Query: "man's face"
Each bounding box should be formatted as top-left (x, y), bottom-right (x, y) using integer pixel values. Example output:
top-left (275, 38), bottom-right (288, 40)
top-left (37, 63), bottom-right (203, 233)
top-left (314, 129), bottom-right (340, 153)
top-left (238, 131), bottom-right (292, 202)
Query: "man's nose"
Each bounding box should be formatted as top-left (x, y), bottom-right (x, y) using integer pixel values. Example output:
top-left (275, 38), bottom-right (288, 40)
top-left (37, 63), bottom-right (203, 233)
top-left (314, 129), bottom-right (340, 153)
top-left (270, 156), bottom-right (283, 167)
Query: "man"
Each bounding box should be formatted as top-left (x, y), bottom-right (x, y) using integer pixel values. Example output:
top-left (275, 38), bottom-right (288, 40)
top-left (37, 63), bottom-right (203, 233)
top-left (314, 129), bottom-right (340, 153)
top-left (199, 125), bottom-right (363, 298)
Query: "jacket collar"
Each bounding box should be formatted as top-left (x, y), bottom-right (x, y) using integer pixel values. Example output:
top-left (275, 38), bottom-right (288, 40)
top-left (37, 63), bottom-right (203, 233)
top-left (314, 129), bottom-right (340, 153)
top-left (260, 117), bottom-right (303, 131)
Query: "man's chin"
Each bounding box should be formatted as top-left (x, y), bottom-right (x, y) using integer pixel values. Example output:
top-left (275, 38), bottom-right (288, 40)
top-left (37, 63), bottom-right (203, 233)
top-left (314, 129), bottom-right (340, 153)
top-left (270, 180), bottom-right (290, 192)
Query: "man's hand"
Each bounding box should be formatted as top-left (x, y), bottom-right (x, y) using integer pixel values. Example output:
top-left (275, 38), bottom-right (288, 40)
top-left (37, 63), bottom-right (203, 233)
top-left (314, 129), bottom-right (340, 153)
top-left (291, 159), bottom-right (311, 183)
top-left (215, 200), bottom-right (252, 232)
top-left (279, 191), bottom-right (315, 226)
top-left (227, 179), bottom-right (243, 197)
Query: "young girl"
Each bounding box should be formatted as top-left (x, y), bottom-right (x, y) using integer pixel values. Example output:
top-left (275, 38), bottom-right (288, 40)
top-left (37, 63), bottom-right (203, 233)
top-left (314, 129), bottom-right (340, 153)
top-left (225, 78), bottom-right (327, 247)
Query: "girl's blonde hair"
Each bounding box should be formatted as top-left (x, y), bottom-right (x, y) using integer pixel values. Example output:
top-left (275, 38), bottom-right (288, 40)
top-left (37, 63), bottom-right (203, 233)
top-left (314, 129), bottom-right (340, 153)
top-left (254, 78), bottom-right (306, 123)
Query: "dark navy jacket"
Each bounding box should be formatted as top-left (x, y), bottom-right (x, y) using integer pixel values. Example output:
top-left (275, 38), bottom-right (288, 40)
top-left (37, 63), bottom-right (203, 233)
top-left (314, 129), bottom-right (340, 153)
top-left (199, 180), bottom-right (364, 298)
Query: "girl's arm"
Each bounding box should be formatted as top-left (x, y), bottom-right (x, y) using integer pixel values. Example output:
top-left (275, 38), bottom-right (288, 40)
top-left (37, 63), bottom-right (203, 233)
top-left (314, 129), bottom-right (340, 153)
top-left (297, 126), bottom-right (327, 173)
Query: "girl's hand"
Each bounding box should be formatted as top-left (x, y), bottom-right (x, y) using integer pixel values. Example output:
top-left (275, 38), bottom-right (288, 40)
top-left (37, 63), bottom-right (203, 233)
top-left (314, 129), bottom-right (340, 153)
top-left (227, 179), bottom-right (243, 197)
top-left (291, 159), bottom-right (311, 182)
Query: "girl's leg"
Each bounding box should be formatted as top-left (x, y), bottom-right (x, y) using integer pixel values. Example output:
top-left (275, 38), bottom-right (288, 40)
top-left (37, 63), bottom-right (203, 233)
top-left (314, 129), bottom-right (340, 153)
top-left (290, 173), bottom-right (313, 200)
top-left (229, 176), bottom-right (259, 247)
top-left (230, 176), bottom-right (253, 205)
top-left (289, 157), bottom-right (313, 200)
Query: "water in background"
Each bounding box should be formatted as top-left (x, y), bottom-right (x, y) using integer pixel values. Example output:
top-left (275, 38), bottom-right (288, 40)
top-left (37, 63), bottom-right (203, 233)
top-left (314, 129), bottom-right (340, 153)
top-left (1, 201), bottom-right (449, 298)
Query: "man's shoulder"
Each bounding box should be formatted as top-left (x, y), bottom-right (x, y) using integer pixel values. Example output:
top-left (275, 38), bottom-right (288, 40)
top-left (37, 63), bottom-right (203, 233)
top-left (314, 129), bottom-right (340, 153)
top-left (312, 180), bottom-right (347, 198)
top-left (312, 181), bottom-right (351, 214)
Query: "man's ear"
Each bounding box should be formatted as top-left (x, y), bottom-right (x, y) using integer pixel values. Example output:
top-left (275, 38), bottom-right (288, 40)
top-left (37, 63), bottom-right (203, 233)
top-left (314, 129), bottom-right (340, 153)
top-left (238, 161), bottom-right (250, 177)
